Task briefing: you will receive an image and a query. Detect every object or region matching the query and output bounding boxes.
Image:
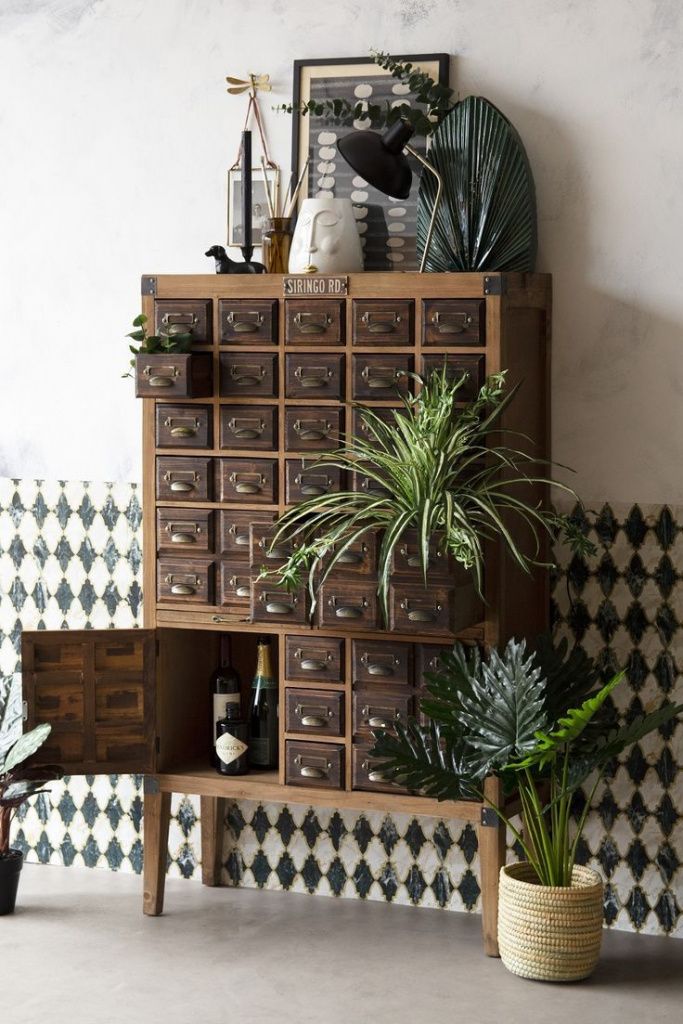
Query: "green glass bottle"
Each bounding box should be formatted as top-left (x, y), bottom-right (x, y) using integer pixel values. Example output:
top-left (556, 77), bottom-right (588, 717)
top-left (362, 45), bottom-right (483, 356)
top-left (249, 636), bottom-right (278, 769)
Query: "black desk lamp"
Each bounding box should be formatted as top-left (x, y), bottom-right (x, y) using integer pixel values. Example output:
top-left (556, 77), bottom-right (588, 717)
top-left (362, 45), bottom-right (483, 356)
top-left (337, 118), bottom-right (443, 273)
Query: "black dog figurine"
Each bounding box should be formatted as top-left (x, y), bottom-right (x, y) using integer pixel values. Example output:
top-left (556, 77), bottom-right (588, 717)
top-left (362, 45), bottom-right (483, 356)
top-left (205, 245), bottom-right (265, 274)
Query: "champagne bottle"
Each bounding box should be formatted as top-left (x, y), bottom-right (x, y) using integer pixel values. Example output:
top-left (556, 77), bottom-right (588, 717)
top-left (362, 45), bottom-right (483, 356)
top-left (210, 636), bottom-right (241, 768)
top-left (215, 704), bottom-right (249, 776)
top-left (249, 636), bottom-right (278, 769)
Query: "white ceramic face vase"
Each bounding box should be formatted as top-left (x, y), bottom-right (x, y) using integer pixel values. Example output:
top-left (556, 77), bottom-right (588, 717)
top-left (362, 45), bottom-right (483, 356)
top-left (288, 198), bottom-right (364, 274)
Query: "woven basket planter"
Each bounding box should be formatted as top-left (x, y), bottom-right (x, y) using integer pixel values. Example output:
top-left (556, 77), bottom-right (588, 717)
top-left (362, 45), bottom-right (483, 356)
top-left (498, 862), bottom-right (604, 982)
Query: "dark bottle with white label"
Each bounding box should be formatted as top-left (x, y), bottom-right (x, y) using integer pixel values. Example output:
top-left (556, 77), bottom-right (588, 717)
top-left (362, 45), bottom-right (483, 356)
top-left (215, 704), bottom-right (249, 776)
top-left (210, 636), bottom-right (241, 768)
top-left (249, 636), bottom-right (278, 769)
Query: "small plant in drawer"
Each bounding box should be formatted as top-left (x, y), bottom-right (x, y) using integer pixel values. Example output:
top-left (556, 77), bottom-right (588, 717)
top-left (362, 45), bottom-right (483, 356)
top-left (123, 313), bottom-right (194, 378)
top-left (259, 367), bottom-right (594, 627)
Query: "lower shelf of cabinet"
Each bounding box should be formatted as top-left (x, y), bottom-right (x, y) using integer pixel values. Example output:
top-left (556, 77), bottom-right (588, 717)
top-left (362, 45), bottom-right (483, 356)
top-left (151, 762), bottom-right (482, 821)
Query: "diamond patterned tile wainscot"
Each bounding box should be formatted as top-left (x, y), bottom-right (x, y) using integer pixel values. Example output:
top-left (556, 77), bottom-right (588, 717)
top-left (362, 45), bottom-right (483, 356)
top-left (1, 482), bottom-right (682, 935)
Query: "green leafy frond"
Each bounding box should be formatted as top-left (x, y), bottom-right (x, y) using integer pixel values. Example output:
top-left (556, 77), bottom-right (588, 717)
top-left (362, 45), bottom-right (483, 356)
top-left (369, 719), bottom-right (483, 801)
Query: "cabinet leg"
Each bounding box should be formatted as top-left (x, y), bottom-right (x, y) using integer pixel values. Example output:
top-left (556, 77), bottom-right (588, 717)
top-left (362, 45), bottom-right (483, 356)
top-left (143, 785), bottom-right (171, 916)
top-left (200, 796), bottom-right (227, 887)
top-left (478, 777), bottom-right (506, 957)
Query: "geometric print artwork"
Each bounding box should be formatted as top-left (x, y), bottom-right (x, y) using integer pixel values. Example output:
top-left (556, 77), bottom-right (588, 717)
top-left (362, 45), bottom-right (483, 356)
top-left (1, 479), bottom-right (681, 936)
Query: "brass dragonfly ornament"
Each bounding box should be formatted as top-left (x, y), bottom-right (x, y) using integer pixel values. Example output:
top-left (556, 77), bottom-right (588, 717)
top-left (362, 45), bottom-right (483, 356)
top-left (226, 73), bottom-right (271, 95)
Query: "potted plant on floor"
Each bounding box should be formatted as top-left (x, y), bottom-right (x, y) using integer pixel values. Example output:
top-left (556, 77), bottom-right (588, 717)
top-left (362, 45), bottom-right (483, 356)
top-left (260, 368), bottom-right (592, 627)
top-left (0, 723), bottom-right (61, 915)
top-left (369, 637), bottom-right (682, 980)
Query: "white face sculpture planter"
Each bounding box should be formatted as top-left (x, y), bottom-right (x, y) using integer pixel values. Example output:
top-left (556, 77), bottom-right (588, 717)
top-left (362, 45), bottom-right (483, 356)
top-left (289, 198), bottom-right (364, 274)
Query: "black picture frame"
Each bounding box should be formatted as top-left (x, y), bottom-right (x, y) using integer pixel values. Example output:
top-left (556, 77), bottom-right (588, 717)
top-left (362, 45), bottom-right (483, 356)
top-left (290, 54), bottom-right (450, 271)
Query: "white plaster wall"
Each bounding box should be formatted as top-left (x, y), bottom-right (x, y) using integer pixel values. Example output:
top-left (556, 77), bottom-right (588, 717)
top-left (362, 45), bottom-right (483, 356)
top-left (1, 0), bottom-right (681, 502)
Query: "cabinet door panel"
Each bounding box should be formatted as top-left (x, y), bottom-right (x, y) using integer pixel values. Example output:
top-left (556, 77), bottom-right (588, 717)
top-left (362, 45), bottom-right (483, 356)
top-left (21, 630), bottom-right (156, 775)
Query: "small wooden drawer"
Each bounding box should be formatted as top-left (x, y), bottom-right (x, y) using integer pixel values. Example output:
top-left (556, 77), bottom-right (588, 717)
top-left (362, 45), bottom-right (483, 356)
top-left (390, 530), bottom-right (450, 579)
top-left (219, 562), bottom-right (252, 615)
top-left (285, 635), bottom-right (344, 683)
top-left (135, 353), bottom-right (212, 398)
top-left (286, 461), bottom-right (342, 502)
top-left (352, 639), bottom-right (413, 686)
top-left (156, 509), bottom-right (213, 555)
top-left (352, 354), bottom-right (413, 400)
top-left (285, 353), bottom-right (344, 399)
top-left (352, 743), bottom-right (408, 794)
top-left (155, 404), bottom-right (212, 448)
top-left (251, 581), bottom-right (308, 625)
top-left (219, 406), bottom-right (277, 450)
top-left (351, 467), bottom-right (391, 499)
top-left (250, 523), bottom-right (297, 569)
top-left (353, 687), bottom-right (412, 737)
top-left (389, 583), bottom-right (454, 634)
top-left (421, 354), bottom-right (485, 403)
top-left (219, 299), bottom-right (277, 345)
top-left (285, 407), bottom-right (343, 452)
top-left (328, 533), bottom-right (376, 576)
top-left (219, 353), bottom-right (278, 398)
top-left (218, 458), bottom-right (277, 504)
top-left (157, 559), bottom-right (214, 604)
top-left (352, 300), bottom-right (414, 346)
top-left (154, 299), bottom-right (212, 346)
top-left (285, 740), bottom-right (344, 789)
top-left (318, 580), bottom-right (378, 631)
top-left (422, 299), bottom-right (485, 346)
top-left (285, 688), bottom-right (344, 736)
top-left (285, 299), bottom-right (345, 345)
top-left (352, 407), bottom-right (401, 442)
top-left (219, 511), bottom-right (274, 559)
top-left (156, 456), bottom-right (212, 502)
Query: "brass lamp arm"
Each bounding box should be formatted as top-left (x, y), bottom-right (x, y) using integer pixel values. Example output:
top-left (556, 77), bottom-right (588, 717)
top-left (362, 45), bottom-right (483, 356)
top-left (404, 143), bottom-right (443, 273)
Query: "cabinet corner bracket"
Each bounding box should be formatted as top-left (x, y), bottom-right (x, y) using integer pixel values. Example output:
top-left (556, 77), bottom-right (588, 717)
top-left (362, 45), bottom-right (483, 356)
top-left (141, 275), bottom-right (157, 296)
top-left (143, 775), bottom-right (160, 795)
top-left (482, 275), bottom-right (505, 296)
top-left (480, 806), bottom-right (500, 827)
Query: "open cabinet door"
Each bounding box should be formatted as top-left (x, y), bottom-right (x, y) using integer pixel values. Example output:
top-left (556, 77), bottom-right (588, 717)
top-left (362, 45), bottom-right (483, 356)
top-left (21, 629), bottom-right (157, 774)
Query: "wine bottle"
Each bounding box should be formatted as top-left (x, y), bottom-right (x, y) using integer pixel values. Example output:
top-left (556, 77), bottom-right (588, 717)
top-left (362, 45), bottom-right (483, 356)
top-left (215, 704), bottom-right (249, 776)
top-left (249, 636), bottom-right (278, 769)
top-left (210, 636), bottom-right (241, 768)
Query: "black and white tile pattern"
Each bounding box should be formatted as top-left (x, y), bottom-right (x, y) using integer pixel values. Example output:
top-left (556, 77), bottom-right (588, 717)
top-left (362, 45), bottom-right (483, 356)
top-left (1, 480), bottom-right (681, 935)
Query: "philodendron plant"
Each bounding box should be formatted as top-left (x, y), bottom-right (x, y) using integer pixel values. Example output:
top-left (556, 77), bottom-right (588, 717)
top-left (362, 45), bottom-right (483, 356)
top-left (123, 313), bottom-right (194, 378)
top-left (370, 637), bottom-right (682, 887)
top-left (0, 724), bottom-right (61, 858)
top-left (260, 368), bottom-right (593, 627)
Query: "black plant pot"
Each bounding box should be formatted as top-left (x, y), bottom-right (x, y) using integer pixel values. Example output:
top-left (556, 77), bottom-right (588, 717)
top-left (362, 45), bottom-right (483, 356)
top-left (0, 850), bottom-right (23, 915)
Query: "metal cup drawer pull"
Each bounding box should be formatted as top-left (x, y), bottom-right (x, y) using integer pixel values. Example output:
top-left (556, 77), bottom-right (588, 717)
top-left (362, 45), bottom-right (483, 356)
top-left (228, 417), bottom-right (264, 440)
top-left (359, 477), bottom-right (390, 498)
top-left (261, 592), bottom-right (297, 614)
top-left (230, 363), bottom-right (266, 386)
top-left (296, 472), bottom-right (332, 496)
top-left (295, 648), bottom-right (332, 672)
top-left (400, 599), bottom-right (441, 623)
top-left (337, 543), bottom-right (367, 565)
top-left (294, 365), bottom-right (332, 388)
top-left (362, 760), bottom-right (387, 783)
top-left (431, 310), bottom-right (473, 334)
top-left (228, 522), bottom-right (250, 546)
top-left (143, 365), bottom-right (178, 387)
top-left (361, 366), bottom-right (402, 390)
top-left (294, 418), bottom-right (331, 441)
top-left (225, 310), bottom-right (264, 333)
top-left (293, 311), bottom-right (332, 334)
top-left (295, 704), bottom-right (333, 728)
top-left (165, 416), bottom-right (200, 438)
top-left (161, 311), bottom-right (198, 328)
top-left (165, 472), bottom-right (198, 493)
top-left (362, 705), bottom-right (399, 729)
top-left (294, 753), bottom-right (331, 778)
top-left (165, 573), bottom-right (199, 596)
top-left (361, 652), bottom-right (398, 677)
top-left (229, 472), bottom-right (265, 495)
top-left (330, 596), bottom-right (367, 619)
top-left (167, 522), bottom-right (200, 544)
top-left (361, 310), bottom-right (401, 333)
top-left (228, 576), bottom-right (251, 599)
top-left (399, 543), bottom-right (436, 569)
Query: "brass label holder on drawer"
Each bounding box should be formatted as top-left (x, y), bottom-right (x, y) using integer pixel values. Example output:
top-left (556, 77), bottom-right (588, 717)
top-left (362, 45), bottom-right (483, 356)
top-left (226, 310), bottom-right (264, 332)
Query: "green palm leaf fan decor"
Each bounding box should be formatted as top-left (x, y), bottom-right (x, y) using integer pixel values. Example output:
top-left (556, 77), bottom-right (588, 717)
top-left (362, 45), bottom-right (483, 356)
top-left (416, 96), bottom-right (537, 272)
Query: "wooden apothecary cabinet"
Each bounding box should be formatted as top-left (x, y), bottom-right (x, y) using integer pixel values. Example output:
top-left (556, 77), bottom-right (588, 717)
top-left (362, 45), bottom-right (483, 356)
top-left (21, 272), bottom-right (551, 956)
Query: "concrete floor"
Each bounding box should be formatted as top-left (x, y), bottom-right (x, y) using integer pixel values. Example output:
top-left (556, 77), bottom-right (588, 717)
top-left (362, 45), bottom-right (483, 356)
top-left (3, 866), bottom-right (681, 1024)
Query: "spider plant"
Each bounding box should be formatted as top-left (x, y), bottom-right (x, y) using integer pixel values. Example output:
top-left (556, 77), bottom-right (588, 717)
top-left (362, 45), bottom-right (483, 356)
top-left (370, 637), bottom-right (682, 886)
top-left (260, 367), bottom-right (592, 626)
